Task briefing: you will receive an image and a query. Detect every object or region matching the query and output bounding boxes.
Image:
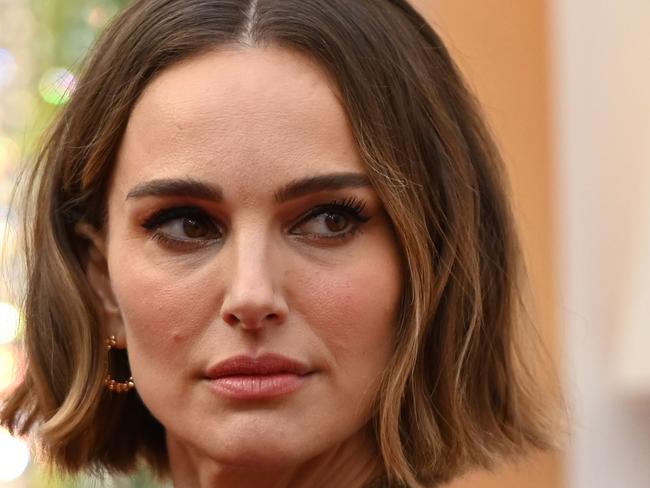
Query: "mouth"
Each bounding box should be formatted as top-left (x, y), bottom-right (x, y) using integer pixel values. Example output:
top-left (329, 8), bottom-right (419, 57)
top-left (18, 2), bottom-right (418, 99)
top-left (204, 354), bottom-right (313, 400)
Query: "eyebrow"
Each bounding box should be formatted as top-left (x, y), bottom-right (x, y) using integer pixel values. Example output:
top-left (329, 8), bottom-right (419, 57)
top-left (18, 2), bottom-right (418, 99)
top-left (125, 178), bottom-right (223, 202)
top-left (274, 172), bottom-right (371, 203)
top-left (125, 172), bottom-right (371, 203)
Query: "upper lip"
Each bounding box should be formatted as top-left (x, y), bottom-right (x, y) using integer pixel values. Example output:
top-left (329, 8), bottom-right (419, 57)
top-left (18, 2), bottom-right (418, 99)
top-left (205, 354), bottom-right (312, 379)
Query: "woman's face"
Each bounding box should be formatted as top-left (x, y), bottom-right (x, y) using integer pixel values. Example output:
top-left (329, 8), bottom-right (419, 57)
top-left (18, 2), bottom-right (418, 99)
top-left (97, 46), bottom-right (402, 468)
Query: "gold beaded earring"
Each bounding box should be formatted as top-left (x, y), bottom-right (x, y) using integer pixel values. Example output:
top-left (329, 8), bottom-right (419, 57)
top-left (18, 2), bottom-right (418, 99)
top-left (104, 335), bottom-right (135, 392)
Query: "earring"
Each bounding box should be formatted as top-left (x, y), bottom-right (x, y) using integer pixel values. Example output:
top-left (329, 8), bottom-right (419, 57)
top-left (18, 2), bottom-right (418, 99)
top-left (104, 335), bottom-right (135, 392)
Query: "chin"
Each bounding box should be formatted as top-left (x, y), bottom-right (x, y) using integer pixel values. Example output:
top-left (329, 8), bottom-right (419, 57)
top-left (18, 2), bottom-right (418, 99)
top-left (190, 418), bottom-right (323, 468)
top-left (210, 436), bottom-right (315, 469)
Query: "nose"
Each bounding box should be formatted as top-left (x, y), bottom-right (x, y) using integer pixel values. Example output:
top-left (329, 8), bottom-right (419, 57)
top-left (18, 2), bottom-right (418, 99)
top-left (219, 232), bottom-right (288, 330)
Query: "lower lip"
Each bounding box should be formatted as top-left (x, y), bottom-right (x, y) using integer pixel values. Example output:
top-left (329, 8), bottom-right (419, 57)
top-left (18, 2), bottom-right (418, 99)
top-left (207, 373), bottom-right (309, 400)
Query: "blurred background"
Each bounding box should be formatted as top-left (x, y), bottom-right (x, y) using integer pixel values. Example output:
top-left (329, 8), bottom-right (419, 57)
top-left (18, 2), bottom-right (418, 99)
top-left (0, 0), bottom-right (648, 486)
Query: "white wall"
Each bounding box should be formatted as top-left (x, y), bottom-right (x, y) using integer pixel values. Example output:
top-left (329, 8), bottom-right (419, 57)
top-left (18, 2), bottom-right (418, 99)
top-left (552, 0), bottom-right (650, 487)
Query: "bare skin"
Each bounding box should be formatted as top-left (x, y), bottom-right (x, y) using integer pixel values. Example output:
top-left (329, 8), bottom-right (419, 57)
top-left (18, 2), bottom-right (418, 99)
top-left (167, 428), bottom-right (382, 488)
top-left (82, 46), bottom-right (401, 488)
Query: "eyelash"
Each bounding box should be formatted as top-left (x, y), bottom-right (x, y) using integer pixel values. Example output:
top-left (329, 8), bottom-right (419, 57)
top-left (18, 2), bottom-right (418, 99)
top-left (141, 206), bottom-right (220, 251)
top-left (140, 197), bottom-right (370, 250)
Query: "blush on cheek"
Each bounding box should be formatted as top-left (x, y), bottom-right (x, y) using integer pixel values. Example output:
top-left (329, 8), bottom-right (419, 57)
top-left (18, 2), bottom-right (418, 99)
top-left (300, 266), bottom-right (399, 354)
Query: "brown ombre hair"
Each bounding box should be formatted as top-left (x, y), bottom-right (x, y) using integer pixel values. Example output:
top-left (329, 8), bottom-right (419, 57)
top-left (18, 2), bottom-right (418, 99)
top-left (1, 0), bottom-right (559, 486)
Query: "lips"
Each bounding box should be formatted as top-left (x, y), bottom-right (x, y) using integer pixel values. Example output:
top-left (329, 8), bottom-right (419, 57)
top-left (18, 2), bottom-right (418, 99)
top-left (206, 354), bottom-right (312, 378)
top-left (204, 354), bottom-right (313, 400)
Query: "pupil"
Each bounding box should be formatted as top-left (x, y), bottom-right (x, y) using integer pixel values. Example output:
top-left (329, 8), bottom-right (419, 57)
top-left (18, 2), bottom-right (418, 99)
top-left (325, 213), bottom-right (347, 232)
top-left (183, 218), bottom-right (206, 238)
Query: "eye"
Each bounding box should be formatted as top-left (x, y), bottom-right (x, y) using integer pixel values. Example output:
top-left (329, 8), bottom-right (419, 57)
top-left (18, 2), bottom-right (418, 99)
top-left (142, 206), bottom-right (222, 248)
top-left (289, 198), bottom-right (370, 240)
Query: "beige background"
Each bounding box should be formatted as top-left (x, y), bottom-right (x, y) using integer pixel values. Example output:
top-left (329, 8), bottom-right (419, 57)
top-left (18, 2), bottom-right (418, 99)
top-left (410, 1), bottom-right (562, 487)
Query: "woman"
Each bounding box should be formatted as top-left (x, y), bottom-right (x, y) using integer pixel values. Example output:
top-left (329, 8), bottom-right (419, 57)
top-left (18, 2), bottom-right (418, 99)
top-left (0, 0), bottom-right (558, 486)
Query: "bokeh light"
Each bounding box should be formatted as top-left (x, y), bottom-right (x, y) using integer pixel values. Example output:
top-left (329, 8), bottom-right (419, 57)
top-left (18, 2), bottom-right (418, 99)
top-left (87, 3), bottom-right (120, 30)
top-left (0, 48), bottom-right (17, 89)
top-left (0, 428), bottom-right (30, 482)
top-left (0, 302), bottom-right (20, 345)
top-left (87, 6), bottom-right (110, 28)
top-left (38, 67), bottom-right (76, 105)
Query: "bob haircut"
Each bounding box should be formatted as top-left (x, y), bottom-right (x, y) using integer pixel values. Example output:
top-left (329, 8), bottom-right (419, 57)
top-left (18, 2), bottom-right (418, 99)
top-left (1, 0), bottom-right (558, 486)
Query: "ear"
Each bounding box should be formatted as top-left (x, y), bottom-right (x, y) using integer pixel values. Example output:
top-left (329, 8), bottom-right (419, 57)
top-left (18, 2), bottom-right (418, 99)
top-left (75, 222), bottom-right (126, 348)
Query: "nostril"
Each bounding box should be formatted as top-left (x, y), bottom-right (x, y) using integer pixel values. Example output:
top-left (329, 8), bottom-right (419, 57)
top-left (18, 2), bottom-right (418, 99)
top-left (222, 311), bottom-right (284, 328)
top-left (224, 313), bottom-right (240, 326)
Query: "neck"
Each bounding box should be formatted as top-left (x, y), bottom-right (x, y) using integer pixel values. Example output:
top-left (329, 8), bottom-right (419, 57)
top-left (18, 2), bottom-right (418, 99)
top-left (166, 428), bottom-right (383, 488)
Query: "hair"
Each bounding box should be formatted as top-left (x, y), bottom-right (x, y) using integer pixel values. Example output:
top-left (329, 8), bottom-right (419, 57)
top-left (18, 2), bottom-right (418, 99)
top-left (1, 0), bottom-right (560, 486)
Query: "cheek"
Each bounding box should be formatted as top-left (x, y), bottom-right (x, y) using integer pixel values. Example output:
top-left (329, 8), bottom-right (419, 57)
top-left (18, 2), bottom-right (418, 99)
top-left (293, 254), bottom-right (402, 358)
top-left (108, 248), bottom-right (218, 357)
top-left (107, 227), bottom-right (402, 375)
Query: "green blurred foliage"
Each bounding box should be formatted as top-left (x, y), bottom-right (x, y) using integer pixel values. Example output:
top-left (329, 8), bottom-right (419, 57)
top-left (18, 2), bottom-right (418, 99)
top-left (25, 0), bottom-right (129, 142)
top-left (23, 461), bottom-right (168, 487)
top-left (30, 0), bottom-right (129, 66)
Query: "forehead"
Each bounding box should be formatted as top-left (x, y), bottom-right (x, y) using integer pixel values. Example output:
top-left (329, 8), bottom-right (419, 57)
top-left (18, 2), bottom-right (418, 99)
top-left (112, 46), bottom-right (365, 200)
